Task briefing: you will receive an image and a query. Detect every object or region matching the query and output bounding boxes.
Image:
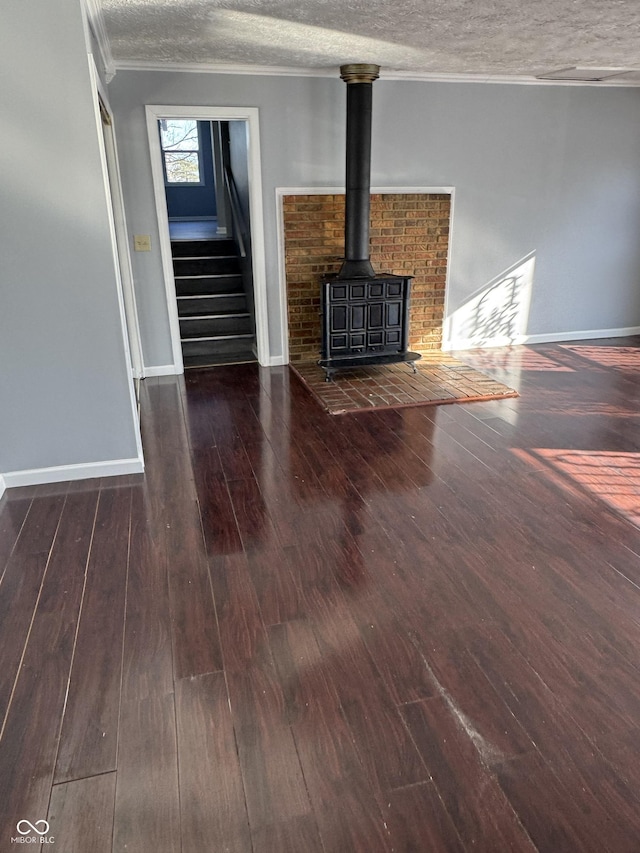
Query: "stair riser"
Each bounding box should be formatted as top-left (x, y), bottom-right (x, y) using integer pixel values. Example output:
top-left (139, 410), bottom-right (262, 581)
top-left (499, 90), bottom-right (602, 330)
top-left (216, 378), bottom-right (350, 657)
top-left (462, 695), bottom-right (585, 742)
top-left (171, 239), bottom-right (235, 257)
top-left (180, 316), bottom-right (253, 338)
top-left (182, 337), bottom-right (255, 357)
top-left (183, 351), bottom-right (256, 369)
top-left (175, 275), bottom-right (243, 296)
top-left (178, 295), bottom-right (247, 315)
top-left (174, 257), bottom-right (240, 276)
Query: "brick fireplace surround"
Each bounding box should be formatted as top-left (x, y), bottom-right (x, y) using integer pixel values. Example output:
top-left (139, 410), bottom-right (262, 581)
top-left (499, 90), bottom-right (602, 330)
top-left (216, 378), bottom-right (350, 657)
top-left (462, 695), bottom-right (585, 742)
top-left (282, 193), bottom-right (451, 363)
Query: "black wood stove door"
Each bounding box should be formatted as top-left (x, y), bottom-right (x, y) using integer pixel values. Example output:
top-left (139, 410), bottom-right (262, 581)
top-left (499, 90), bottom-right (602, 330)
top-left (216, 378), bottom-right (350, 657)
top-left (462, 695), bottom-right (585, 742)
top-left (321, 275), bottom-right (411, 360)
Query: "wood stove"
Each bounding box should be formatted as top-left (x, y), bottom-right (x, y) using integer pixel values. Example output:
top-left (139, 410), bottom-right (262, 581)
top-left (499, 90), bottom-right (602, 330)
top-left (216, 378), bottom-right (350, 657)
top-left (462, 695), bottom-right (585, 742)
top-left (320, 64), bottom-right (420, 381)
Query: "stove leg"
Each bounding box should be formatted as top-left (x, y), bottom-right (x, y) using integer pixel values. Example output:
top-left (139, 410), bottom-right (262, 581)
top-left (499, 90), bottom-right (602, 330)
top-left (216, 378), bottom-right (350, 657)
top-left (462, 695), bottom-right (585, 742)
top-left (321, 367), bottom-right (335, 382)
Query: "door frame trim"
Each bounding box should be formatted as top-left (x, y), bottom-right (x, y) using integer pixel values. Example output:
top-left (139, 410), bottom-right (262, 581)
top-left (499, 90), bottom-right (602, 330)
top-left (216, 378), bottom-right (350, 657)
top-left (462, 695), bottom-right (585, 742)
top-left (94, 65), bottom-right (145, 380)
top-left (89, 55), bottom-right (144, 468)
top-left (145, 105), bottom-right (270, 370)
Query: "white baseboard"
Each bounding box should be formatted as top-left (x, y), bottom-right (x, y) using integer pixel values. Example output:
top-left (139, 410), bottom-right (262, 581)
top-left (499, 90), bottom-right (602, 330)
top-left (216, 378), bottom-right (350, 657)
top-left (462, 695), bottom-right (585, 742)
top-left (523, 326), bottom-right (640, 345)
top-left (442, 325), bottom-right (640, 351)
top-left (2, 456), bottom-right (144, 489)
top-left (0, 475), bottom-right (6, 501)
top-left (144, 364), bottom-right (181, 377)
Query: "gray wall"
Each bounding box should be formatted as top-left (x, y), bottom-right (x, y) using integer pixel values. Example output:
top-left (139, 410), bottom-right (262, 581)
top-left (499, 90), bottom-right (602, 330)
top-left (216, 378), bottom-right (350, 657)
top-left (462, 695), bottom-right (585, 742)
top-left (228, 120), bottom-right (251, 232)
top-left (0, 0), bottom-right (140, 476)
top-left (108, 70), bottom-right (640, 366)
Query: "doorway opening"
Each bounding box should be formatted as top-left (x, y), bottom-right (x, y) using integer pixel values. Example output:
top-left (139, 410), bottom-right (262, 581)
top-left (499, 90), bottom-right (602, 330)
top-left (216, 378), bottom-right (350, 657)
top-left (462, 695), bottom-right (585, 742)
top-left (146, 106), bottom-right (269, 372)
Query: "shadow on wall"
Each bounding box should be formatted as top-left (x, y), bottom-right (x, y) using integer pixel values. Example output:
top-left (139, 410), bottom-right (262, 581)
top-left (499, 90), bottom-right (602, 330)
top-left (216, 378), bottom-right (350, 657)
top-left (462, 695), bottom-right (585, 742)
top-left (444, 252), bottom-right (535, 350)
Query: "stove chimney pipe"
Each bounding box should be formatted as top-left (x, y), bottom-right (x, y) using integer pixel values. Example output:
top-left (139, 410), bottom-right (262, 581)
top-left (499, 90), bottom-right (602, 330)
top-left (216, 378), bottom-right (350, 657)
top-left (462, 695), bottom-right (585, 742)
top-left (337, 63), bottom-right (380, 279)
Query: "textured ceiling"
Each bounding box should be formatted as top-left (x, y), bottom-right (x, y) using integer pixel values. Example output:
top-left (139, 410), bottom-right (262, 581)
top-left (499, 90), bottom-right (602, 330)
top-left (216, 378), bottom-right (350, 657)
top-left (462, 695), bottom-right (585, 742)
top-left (100, 0), bottom-right (640, 78)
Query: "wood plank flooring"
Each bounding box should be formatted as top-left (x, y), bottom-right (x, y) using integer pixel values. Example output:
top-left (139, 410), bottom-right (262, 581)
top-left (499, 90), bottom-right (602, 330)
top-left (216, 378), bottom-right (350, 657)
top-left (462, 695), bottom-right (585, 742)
top-left (2, 336), bottom-right (640, 850)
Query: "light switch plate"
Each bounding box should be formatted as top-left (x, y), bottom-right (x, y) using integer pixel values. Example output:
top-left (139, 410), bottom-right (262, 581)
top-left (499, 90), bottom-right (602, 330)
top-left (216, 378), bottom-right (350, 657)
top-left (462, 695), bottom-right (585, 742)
top-left (133, 235), bottom-right (151, 252)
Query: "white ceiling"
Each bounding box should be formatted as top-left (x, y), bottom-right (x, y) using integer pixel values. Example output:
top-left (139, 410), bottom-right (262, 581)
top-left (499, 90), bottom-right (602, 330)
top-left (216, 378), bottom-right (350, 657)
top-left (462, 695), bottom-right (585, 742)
top-left (99, 0), bottom-right (640, 81)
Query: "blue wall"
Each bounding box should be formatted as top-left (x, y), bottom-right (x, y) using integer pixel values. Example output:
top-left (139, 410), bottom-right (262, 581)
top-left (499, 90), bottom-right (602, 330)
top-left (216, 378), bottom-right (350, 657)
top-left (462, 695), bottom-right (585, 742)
top-left (165, 121), bottom-right (217, 219)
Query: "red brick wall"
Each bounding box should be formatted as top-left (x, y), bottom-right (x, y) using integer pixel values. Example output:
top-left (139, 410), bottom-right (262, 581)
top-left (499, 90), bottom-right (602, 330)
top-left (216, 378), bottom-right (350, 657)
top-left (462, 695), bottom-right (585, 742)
top-left (283, 193), bottom-right (450, 363)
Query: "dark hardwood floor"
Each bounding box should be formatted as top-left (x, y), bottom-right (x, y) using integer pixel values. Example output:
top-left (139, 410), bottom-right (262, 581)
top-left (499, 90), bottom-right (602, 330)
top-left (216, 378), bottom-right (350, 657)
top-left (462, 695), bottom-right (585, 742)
top-left (2, 337), bottom-right (640, 851)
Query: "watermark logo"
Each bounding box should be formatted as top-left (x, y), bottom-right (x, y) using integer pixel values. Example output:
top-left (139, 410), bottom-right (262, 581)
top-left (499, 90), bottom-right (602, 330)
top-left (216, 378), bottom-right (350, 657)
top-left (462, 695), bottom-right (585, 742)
top-left (11, 820), bottom-right (54, 844)
top-left (16, 822), bottom-right (49, 836)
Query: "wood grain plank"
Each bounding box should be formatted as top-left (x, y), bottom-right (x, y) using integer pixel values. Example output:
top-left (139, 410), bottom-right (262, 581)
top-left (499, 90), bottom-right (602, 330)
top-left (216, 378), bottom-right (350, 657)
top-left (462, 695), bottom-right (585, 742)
top-left (463, 623), bottom-right (589, 756)
top-left (0, 488), bottom-right (99, 841)
top-left (9, 487), bottom-right (68, 557)
top-left (292, 692), bottom-right (392, 851)
top-left (260, 482), bottom-right (348, 551)
top-left (0, 494), bottom-right (31, 581)
top-left (227, 476), bottom-right (279, 551)
top-left (210, 551), bottom-right (316, 842)
top-left (401, 697), bottom-right (536, 850)
top-left (246, 546), bottom-right (304, 627)
top-left (226, 665), bottom-right (315, 840)
top-left (180, 385), bottom-right (218, 449)
top-left (210, 551), bottom-right (270, 673)
top-left (411, 627), bottom-right (534, 760)
top-left (193, 457), bottom-right (243, 556)
top-left (355, 619), bottom-right (435, 707)
top-left (251, 815), bottom-right (324, 853)
top-left (112, 483), bottom-right (180, 853)
top-left (268, 619), bottom-right (392, 851)
top-left (120, 482), bottom-right (174, 692)
top-left (48, 773), bottom-right (116, 853)
top-left (54, 485), bottom-right (131, 783)
top-left (166, 497), bottom-right (223, 679)
top-left (341, 695), bottom-right (428, 792)
top-left (112, 692), bottom-right (180, 853)
top-left (496, 749), bottom-right (640, 852)
top-left (292, 544), bottom-right (445, 797)
top-left (218, 435), bottom-right (256, 482)
top-left (464, 621), bottom-right (640, 775)
top-left (175, 672), bottom-right (251, 852)
top-left (384, 783), bottom-right (466, 853)
top-left (0, 545), bottom-right (53, 723)
top-left (268, 619), bottom-right (340, 726)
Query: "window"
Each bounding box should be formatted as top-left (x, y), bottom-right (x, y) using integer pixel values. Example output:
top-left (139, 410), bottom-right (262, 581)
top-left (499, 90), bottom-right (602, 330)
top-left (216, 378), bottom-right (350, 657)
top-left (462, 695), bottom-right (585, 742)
top-left (159, 119), bottom-right (203, 185)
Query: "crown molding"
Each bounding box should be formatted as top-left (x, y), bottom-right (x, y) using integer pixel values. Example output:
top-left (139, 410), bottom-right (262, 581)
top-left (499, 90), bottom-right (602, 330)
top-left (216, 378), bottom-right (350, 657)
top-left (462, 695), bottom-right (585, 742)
top-left (83, 0), bottom-right (116, 82)
top-left (114, 60), bottom-right (335, 78)
top-left (112, 59), bottom-right (640, 87)
top-left (383, 69), bottom-right (640, 87)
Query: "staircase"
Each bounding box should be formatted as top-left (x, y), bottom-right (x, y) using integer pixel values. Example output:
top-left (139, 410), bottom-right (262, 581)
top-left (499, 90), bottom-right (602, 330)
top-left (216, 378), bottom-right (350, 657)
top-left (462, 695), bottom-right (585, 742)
top-left (172, 238), bottom-right (256, 369)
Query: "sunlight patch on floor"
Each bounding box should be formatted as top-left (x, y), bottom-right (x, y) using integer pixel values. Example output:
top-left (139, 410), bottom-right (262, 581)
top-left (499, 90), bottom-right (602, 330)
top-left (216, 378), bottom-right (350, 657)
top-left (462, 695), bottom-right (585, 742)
top-left (514, 447), bottom-right (640, 528)
top-left (559, 345), bottom-right (640, 371)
